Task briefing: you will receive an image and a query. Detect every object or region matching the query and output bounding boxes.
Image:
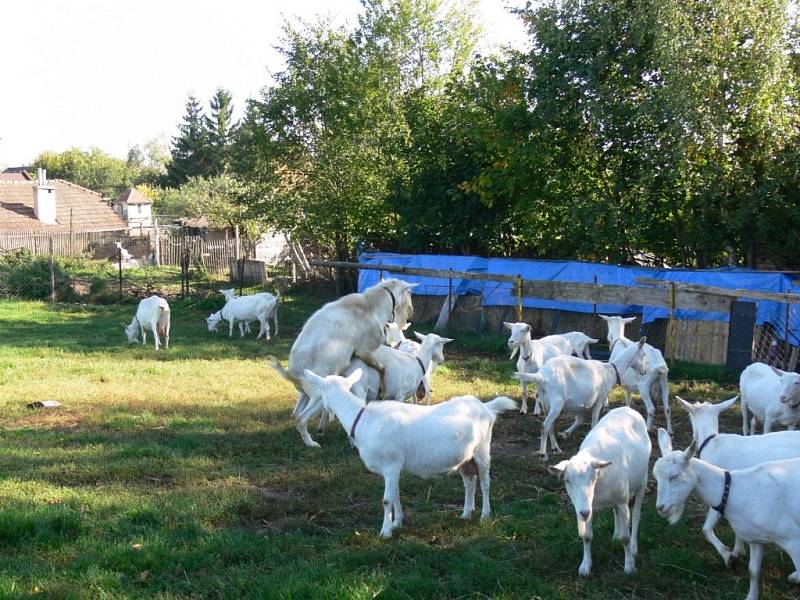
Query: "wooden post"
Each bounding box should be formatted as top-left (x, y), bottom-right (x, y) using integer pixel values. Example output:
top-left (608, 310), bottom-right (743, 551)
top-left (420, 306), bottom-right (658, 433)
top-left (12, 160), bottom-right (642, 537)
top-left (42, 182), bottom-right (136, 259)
top-left (154, 217), bottom-right (161, 266)
top-left (118, 247), bottom-right (123, 300)
top-left (667, 282), bottom-right (677, 361)
top-left (234, 225), bottom-right (240, 260)
top-left (784, 303), bottom-right (791, 371)
top-left (449, 270), bottom-right (454, 320)
top-left (516, 275), bottom-right (523, 322)
top-left (592, 275), bottom-right (597, 314)
top-left (69, 209), bottom-right (74, 256)
top-left (49, 237), bottom-right (55, 303)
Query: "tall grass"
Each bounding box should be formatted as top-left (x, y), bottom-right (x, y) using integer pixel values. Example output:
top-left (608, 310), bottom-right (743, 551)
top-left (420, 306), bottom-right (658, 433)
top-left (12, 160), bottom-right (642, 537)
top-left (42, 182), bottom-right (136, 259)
top-left (0, 299), bottom-right (791, 599)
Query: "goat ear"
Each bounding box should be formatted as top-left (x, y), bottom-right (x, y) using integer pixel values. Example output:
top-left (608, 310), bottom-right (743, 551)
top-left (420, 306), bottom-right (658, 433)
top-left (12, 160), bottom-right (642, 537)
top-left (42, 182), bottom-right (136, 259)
top-left (771, 366), bottom-right (785, 377)
top-left (716, 395), bottom-right (739, 413)
top-left (414, 331), bottom-right (425, 341)
top-left (683, 439), bottom-right (697, 462)
top-left (344, 369), bottom-right (363, 388)
top-left (624, 316), bottom-right (638, 324)
top-left (657, 428), bottom-right (673, 456)
top-left (523, 323), bottom-right (531, 333)
top-left (441, 337), bottom-right (454, 344)
top-left (598, 314), bottom-right (611, 321)
top-left (548, 460), bottom-right (569, 477)
top-left (637, 336), bottom-right (647, 348)
top-left (302, 368), bottom-right (326, 389)
top-left (402, 322), bottom-right (411, 331)
top-left (503, 322), bottom-right (514, 330)
top-left (591, 459), bottom-right (612, 470)
top-left (676, 395), bottom-right (695, 413)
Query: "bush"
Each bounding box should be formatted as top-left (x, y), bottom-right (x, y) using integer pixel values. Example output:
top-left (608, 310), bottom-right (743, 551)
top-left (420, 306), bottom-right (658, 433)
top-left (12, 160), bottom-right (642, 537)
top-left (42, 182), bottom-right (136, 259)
top-left (0, 249), bottom-right (74, 301)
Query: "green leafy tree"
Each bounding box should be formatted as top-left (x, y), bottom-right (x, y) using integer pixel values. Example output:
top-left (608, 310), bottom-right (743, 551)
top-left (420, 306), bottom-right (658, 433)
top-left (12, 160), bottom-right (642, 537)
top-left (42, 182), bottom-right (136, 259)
top-left (34, 147), bottom-right (140, 198)
top-left (165, 95), bottom-right (210, 187)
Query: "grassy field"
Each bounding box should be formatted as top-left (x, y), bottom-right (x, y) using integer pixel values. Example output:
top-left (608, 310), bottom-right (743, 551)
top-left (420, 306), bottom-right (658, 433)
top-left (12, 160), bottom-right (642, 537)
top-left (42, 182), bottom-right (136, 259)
top-left (0, 297), bottom-right (795, 599)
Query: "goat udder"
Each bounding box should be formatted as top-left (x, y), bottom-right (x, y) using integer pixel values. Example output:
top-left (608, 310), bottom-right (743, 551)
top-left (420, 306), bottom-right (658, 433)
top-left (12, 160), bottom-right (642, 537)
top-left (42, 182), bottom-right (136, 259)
top-left (459, 458), bottom-right (478, 477)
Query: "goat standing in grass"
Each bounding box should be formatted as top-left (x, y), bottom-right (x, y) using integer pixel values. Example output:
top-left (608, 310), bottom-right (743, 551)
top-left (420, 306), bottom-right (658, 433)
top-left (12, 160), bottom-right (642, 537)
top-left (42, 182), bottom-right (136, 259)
top-left (270, 278), bottom-right (414, 448)
top-left (740, 362), bottom-right (800, 434)
top-left (301, 367), bottom-right (517, 538)
top-left (124, 295), bottom-right (170, 350)
top-left (504, 322), bottom-right (573, 415)
top-left (549, 407), bottom-right (650, 577)
top-left (218, 289), bottom-right (280, 337)
top-left (599, 315), bottom-right (672, 434)
top-left (516, 338), bottom-right (647, 460)
top-left (677, 395), bottom-right (800, 567)
top-left (654, 429), bottom-right (800, 600)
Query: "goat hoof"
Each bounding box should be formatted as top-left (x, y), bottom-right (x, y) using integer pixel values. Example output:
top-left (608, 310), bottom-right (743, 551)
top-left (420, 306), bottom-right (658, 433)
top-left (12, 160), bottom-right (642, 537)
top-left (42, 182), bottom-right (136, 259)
top-left (578, 563), bottom-right (592, 578)
top-left (379, 529), bottom-right (393, 539)
top-left (624, 563), bottom-right (636, 575)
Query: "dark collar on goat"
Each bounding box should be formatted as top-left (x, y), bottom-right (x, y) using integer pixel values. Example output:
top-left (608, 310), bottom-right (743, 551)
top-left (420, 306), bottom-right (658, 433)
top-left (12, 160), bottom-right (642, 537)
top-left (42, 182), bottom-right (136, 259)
top-left (382, 287), bottom-right (396, 321)
top-left (416, 356), bottom-right (426, 376)
top-left (713, 470), bottom-right (732, 517)
top-left (697, 434), bottom-right (717, 459)
top-left (350, 404), bottom-right (368, 443)
top-left (520, 346), bottom-right (532, 361)
top-left (611, 362), bottom-right (621, 385)
top-left (609, 338), bottom-right (620, 353)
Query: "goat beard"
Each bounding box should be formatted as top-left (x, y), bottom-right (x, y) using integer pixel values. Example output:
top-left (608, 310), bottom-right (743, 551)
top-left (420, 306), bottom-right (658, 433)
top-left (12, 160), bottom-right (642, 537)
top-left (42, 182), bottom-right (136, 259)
top-left (509, 345), bottom-right (519, 360)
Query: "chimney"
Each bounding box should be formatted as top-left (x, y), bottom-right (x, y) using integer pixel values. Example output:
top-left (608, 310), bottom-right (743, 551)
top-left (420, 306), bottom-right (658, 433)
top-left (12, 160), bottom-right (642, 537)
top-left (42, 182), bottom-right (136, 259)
top-left (33, 168), bottom-right (57, 224)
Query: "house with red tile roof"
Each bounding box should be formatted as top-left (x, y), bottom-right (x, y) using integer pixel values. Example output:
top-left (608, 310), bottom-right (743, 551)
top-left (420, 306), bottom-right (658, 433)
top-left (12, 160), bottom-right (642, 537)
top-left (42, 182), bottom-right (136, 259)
top-left (113, 188), bottom-right (153, 228)
top-left (0, 169), bottom-right (127, 232)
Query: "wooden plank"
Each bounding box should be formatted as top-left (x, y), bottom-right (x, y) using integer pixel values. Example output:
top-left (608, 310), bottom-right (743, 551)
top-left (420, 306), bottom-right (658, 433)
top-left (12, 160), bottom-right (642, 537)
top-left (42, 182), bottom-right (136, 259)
top-left (637, 277), bottom-right (800, 305)
top-left (310, 259), bottom-right (520, 284)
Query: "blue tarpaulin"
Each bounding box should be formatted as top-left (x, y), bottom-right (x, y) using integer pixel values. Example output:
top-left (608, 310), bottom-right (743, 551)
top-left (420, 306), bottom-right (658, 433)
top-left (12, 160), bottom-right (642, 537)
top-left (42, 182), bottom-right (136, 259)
top-left (358, 252), bottom-right (800, 345)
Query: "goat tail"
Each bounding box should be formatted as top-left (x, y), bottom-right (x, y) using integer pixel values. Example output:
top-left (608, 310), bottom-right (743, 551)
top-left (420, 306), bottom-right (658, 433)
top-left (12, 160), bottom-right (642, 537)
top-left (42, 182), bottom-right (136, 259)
top-left (485, 395), bottom-right (518, 415)
top-left (267, 355), bottom-right (302, 387)
top-left (587, 337), bottom-right (599, 344)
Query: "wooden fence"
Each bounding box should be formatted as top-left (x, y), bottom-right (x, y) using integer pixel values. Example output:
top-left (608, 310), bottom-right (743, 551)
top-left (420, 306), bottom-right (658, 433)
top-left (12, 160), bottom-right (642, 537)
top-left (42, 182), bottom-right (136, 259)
top-left (0, 230), bottom-right (240, 275)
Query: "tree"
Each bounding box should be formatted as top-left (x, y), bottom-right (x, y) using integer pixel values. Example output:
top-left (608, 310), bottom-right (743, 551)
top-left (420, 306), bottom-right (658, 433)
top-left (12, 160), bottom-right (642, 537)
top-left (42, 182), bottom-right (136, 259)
top-left (165, 95), bottom-right (210, 187)
top-left (205, 88), bottom-right (237, 176)
top-left (34, 147), bottom-right (140, 198)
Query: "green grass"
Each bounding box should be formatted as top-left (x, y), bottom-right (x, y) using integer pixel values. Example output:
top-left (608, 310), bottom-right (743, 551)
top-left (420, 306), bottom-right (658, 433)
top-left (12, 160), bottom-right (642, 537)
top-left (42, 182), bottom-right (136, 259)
top-left (0, 298), bottom-right (794, 599)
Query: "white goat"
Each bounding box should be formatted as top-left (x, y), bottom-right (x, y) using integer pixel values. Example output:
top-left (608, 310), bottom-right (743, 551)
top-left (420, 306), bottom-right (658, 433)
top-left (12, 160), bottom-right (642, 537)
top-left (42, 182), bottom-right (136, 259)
top-left (124, 295), bottom-right (170, 350)
top-left (740, 362), bottom-right (800, 434)
top-left (504, 322), bottom-right (574, 415)
top-left (206, 294), bottom-right (276, 340)
top-left (344, 331), bottom-right (453, 404)
top-left (654, 429), bottom-right (800, 600)
top-left (301, 367), bottom-right (517, 538)
top-left (557, 331), bottom-right (599, 359)
top-left (218, 289), bottom-right (280, 337)
top-left (677, 395), bottom-right (800, 567)
top-left (383, 321), bottom-right (417, 352)
top-left (270, 278), bottom-right (415, 448)
top-left (549, 407), bottom-right (650, 577)
top-left (516, 338), bottom-right (647, 460)
top-left (599, 315), bottom-right (672, 434)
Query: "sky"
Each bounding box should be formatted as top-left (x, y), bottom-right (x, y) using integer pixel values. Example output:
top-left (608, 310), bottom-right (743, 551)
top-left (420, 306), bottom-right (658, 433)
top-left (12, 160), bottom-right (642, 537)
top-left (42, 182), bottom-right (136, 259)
top-left (0, 0), bottom-right (528, 168)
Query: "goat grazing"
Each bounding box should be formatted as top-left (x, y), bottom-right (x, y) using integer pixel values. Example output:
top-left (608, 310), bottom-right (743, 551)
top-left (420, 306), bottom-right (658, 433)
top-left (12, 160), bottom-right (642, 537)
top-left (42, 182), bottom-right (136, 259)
top-left (740, 362), bottom-right (800, 434)
top-left (599, 315), bottom-right (672, 434)
top-left (654, 429), bottom-right (800, 600)
top-left (677, 395), bottom-right (800, 567)
top-left (344, 331), bottom-right (453, 404)
top-left (270, 278), bottom-right (415, 447)
top-left (124, 295), bottom-right (170, 350)
top-left (301, 367), bottom-right (517, 538)
top-left (206, 293), bottom-right (277, 340)
top-left (216, 289), bottom-right (280, 337)
top-left (504, 322), bottom-right (573, 415)
top-left (516, 338), bottom-right (647, 460)
top-left (549, 407), bottom-right (650, 577)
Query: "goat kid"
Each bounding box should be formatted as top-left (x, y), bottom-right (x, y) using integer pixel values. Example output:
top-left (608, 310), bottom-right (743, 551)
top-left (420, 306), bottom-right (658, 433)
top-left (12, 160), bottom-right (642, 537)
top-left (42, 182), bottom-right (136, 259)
top-left (654, 429), bottom-right (800, 600)
top-left (549, 407), bottom-right (650, 577)
top-left (124, 295), bottom-right (170, 350)
top-left (677, 394), bottom-right (800, 567)
top-left (516, 338), bottom-right (647, 460)
top-left (740, 362), bottom-right (800, 434)
top-left (301, 367), bottom-right (517, 538)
